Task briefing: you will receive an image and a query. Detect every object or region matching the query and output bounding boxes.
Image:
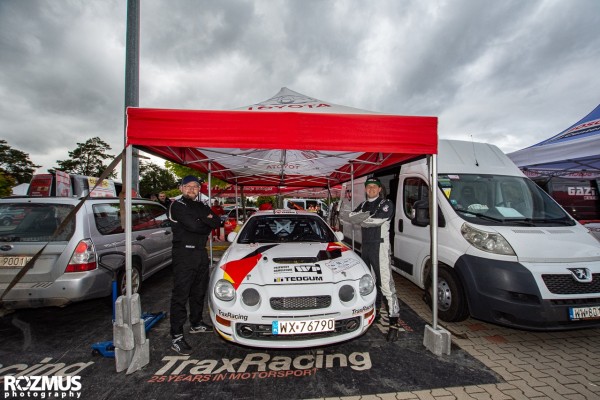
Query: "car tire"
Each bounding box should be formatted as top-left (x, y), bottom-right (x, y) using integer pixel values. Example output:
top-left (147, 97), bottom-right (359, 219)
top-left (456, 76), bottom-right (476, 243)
top-left (424, 266), bottom-right (469, 322)
top-left (117, 261), bottom-right (142, 296)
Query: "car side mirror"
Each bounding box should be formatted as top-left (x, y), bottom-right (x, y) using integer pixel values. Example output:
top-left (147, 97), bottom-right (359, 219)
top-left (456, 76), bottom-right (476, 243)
top-left (334, 231), bottom-right (344, 241)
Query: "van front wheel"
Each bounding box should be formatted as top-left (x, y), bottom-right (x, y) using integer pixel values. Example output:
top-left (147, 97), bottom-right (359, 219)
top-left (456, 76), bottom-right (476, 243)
top-left (117, 262), bottom-right (142, 296)
top-left (426, 267), bottom-right (469, 322)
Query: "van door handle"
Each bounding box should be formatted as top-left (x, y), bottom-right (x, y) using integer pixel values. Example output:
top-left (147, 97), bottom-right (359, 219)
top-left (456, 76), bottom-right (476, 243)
top-left (136, 235), bottom-right (146, 241)
top-left (164, 231), bottom-right (171, 235)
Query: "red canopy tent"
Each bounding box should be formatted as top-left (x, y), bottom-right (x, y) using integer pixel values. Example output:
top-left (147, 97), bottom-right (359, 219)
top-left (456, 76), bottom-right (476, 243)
top-left (119, 88), bottom-right (445, 372)
top-left (126, 88), bottom-right (437, 188)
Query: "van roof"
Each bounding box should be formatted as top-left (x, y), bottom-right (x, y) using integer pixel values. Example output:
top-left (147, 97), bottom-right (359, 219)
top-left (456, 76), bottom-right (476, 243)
top-left (437, 140), bottom-right (524, 176)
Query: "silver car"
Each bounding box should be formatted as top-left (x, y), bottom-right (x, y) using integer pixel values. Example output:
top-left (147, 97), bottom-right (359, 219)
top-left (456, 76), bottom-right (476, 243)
top-left (0, 197), bottom-right (172, 309)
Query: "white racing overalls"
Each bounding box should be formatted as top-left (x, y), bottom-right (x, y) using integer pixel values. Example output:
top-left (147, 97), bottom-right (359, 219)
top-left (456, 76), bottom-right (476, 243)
top-left (353, 197), bottom-right (400, 319)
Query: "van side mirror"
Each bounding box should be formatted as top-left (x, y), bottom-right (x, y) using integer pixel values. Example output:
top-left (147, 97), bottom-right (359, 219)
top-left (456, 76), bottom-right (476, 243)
top-left (411, 200), bottom-right (446, 228)
top-left (411, 200), bottom-right (430, 227)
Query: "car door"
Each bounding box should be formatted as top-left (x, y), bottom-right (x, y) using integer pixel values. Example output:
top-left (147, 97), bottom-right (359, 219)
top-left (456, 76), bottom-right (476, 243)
top-left (132, 202), bottom-right (172, 275)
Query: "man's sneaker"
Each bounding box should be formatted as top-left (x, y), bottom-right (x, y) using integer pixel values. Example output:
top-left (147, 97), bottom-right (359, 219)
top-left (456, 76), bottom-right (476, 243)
top-left (189, 321), bottom-right (213, 334)
top-left (171, 335), bottom-right (192, 355)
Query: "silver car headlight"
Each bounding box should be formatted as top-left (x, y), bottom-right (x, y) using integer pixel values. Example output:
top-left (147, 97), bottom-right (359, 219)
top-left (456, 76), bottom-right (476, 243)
top-left (214, 279), bottom-right (236, 301)
top-left (359, 274), bottom-right (375, 296)
top-left (461, 223), bottom-right (515, 256)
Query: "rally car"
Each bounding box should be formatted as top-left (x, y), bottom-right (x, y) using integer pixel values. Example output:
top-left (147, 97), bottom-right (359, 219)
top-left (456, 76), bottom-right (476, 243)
top-left (208, 210), bottom-right (377, 348)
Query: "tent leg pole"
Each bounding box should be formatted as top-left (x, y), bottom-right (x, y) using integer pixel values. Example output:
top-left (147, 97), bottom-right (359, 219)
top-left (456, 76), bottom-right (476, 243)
top-left (423, 153), bottom-right (451, 356)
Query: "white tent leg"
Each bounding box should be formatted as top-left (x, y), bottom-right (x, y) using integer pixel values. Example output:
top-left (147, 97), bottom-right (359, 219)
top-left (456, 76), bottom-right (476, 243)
top-left (423, 153), bottom-right (451, 356)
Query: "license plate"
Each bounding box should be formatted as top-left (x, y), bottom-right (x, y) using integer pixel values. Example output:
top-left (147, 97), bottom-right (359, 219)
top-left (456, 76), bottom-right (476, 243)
top-left (569, 306), bottom-right (600, 321)
top-left (0, 256), bottom-right (32, 269)
top-left (272, 318), bottom-right (335, 335)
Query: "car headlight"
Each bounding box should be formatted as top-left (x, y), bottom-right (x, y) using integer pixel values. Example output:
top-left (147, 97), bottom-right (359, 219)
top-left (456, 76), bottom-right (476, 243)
top-left (241, 288), bottom-right (261, 307)
top-left (339, 285), bottom-right (355, 302)
top-left (214, 279), bottom-right (236, 301)
top-left (461, 223), bottom-right (515, 256)
top-left (359, 274), bottom-right (375, 296)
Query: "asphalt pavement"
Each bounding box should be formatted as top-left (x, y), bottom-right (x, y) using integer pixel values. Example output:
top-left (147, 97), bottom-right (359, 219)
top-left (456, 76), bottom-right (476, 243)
top-left (1, 247), bottom-right (599, 399)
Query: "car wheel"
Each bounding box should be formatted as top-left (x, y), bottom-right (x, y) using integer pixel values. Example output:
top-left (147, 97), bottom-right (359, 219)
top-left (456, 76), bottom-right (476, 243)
top-left (425, 266), bottom-right (469, 322)
top-left (117, 262), bottom-right (142, 296)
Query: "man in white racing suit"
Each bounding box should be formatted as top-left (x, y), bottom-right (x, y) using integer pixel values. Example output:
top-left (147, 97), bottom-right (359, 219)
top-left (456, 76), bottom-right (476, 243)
top-left (351, 177), bottom-right (402, 341)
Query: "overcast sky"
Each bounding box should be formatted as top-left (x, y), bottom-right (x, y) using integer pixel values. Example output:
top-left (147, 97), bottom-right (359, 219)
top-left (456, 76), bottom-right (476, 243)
top-left (1, 0), bottom-right (599, 174)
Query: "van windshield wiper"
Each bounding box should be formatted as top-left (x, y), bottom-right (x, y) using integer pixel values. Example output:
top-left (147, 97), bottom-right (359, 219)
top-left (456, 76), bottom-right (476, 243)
top-left (505, 218), bottom-right (536, 226)
top-left (532, 217), bottom-right (575, 226)
top-left (455, 209), bottom-right (505, 222)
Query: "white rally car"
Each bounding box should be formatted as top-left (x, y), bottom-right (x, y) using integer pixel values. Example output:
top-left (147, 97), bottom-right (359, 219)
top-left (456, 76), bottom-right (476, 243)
top-left (208, 210), bottom-right (377, 348)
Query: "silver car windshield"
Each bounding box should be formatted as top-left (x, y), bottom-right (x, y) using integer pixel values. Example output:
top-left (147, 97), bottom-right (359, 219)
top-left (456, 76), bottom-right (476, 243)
top-left (439, 174), bottom-right (575, 227)
top-left (0, 203), bottom-right (75, 242)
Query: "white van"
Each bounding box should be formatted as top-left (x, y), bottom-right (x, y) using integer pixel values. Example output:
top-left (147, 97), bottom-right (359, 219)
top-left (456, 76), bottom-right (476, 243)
top-left (340, 139), bottom-right (600, 330)
top-left (282, 198), bottom-right (329, 218)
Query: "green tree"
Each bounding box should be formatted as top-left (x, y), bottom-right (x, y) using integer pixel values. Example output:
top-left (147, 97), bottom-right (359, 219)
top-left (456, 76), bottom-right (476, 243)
top-left (139, 161), bottom-right (178, 198)
top-left (0, 171), bottom-right (17, 197)
top-left (165, 161), bottom-right (228, 188)
top-left (56, 137), bottom-right (116, 178)
top-left (0, 140), bottom-right (41, 184)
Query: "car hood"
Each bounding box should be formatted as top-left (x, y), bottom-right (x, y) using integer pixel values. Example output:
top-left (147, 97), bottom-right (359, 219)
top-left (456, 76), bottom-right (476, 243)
top-left (217, 242), bottom-right (368, 289)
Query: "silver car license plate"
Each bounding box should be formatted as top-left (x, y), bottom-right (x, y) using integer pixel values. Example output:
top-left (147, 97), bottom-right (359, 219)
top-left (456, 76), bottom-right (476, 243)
top-left (0, 256), bottom-right (32, 269)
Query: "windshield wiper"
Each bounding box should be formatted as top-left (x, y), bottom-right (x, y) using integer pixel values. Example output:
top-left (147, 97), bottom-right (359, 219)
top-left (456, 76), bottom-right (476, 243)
top-left (532, 217), bottom-right (575, 226)
top-left (506, 219), bottom-right (536, 226)
top-left (455, 209), bottom-right (505, 222)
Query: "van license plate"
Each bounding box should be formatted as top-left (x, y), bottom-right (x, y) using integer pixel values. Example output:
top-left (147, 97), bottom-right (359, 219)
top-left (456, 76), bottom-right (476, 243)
top-left (0, 256), bottom-right (32, 268)
top-left (569, 306), bottom-right (600, 321)
top-left (272, 319), bottom-right (335, 335)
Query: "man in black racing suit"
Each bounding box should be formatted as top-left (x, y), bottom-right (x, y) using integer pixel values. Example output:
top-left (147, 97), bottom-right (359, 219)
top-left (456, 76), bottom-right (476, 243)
top-left (352, 177), bottom-right (402, 341)
top-left (168, 175), bottom-right (221, 355)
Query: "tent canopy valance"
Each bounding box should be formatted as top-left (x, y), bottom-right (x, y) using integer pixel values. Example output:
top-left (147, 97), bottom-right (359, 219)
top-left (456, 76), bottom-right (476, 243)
top-left (125, 88), bottom-right (438, 188)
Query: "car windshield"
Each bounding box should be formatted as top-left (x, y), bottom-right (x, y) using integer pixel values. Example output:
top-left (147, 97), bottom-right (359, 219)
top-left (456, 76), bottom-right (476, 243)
top-left (236, 214), bottom-right (337, 244)
top-left (0, 203), bottom-right (75, 242)
top-left (439, 174), bottom-right (575, 227)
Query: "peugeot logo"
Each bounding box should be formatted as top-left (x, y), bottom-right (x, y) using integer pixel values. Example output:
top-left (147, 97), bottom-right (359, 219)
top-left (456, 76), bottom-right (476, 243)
top-left (567, 268), bottom-right (592, 283)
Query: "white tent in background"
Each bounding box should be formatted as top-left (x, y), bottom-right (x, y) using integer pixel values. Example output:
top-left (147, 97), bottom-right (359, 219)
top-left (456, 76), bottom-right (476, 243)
top-left (11, 183), bottom-right (29, 196)
top-left (507, 104), bottom-right (600, 178)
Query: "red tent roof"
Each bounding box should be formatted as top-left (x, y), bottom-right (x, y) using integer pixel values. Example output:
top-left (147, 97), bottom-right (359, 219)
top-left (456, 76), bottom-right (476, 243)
top-left (126, 88), bottom-right (437, 187)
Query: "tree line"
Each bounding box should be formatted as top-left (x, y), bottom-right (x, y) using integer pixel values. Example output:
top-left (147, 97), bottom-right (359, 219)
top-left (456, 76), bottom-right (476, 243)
top-left (0, 137), bottom-right (224, 198)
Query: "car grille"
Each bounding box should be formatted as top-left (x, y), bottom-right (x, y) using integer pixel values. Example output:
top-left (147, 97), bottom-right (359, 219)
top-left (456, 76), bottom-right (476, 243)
top-left (542, 273), bottom-right (600, 295)
top-left (235, 317), bottom-right (360, 341)
top-left (270, 296), bottom-right (331, 310)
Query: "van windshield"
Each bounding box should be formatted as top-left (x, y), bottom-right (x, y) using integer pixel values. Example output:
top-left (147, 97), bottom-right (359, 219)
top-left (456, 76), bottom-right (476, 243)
top-left (0, 203), bottom-right (75, 242)
top-left (439, 174), bottom-right (575, 227)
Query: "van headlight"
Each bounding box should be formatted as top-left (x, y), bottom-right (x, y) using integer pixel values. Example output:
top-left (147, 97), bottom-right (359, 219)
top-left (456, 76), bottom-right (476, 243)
top-left (461, 223), bottom-right (515, 256)
top-left (359, 274), bottom-right (375, 296)
top-left (214, 279), bottom-right (236, 301)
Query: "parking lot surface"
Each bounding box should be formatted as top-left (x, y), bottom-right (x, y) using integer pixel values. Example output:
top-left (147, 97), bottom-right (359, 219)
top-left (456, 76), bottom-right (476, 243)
top-left (1, 252), bottom-right (599, 399)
